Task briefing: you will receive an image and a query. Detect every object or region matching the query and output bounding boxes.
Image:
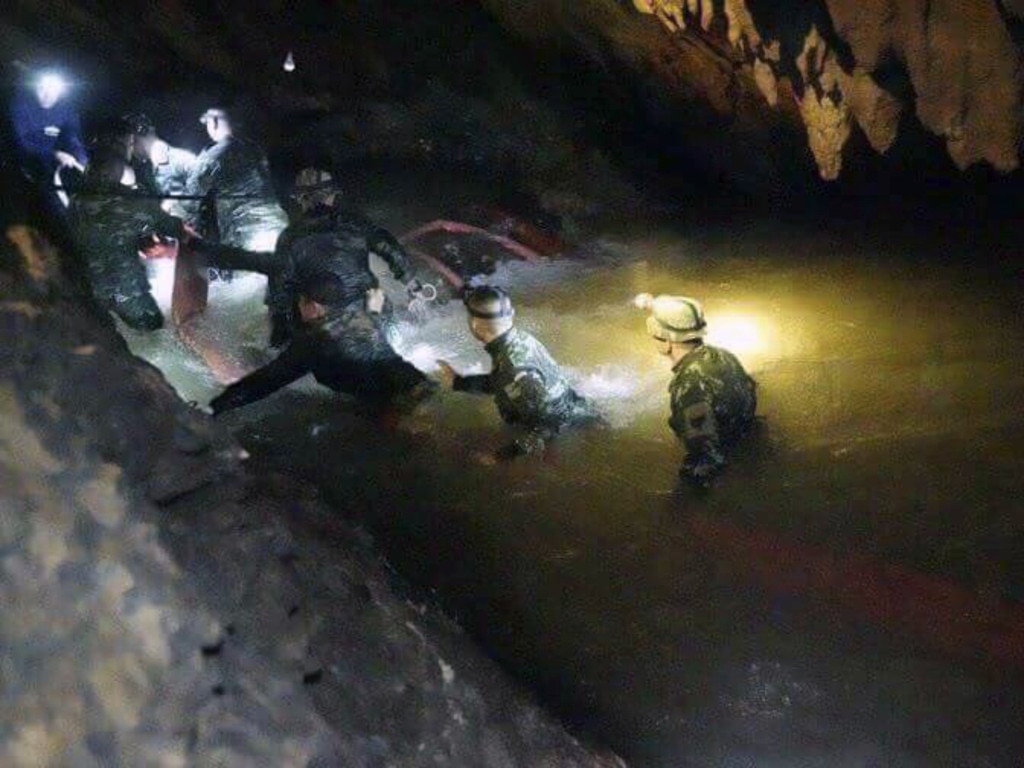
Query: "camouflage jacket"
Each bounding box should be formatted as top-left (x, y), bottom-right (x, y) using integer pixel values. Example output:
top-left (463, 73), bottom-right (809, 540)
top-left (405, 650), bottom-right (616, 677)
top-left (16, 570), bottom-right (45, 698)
top-left (210, 306), bottom-right (426, 413)
top-left (276, 204), bottom-right (411, 309)
top-left (154, 147), bottom-right (196, 197)
top-left (70, 181), bottom-right (176, 300)
top-left (668, 343), bottom-right (756, 475)
top-left (182, 137), bottom-right (288, 249)
top-left (455, 327), bottom-right (598, 438)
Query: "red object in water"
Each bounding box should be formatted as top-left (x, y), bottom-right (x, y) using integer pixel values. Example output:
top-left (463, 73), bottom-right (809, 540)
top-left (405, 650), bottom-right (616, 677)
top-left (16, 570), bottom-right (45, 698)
top-left (478, 206), bottom-right (569, 257)
top-left (688, 515), bottom-right (1024, 671)
top-left (401, 219), bottom-right (544, 264)
top-left (170, 241), bottom-right (248, 384)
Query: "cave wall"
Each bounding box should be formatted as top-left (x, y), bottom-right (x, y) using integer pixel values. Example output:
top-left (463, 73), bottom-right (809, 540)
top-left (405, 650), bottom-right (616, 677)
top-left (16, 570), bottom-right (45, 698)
top-left (482, 0), bottom-right (1024, 192)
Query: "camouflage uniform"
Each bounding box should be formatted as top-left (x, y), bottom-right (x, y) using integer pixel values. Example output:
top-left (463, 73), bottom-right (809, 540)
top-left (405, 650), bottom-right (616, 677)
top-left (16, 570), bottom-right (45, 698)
top-left (70, 180), bottom-right (174, 330)
top-left (454, 327), bottom-right (602, 455)
top-left (152, 147), bottom-right (197, 218)
top-left (182, 136), bottom-right (288, 251)
top-left (209, 302), bottom-right (431, 415)
top-left (668, 343), bottom-right (756, 482)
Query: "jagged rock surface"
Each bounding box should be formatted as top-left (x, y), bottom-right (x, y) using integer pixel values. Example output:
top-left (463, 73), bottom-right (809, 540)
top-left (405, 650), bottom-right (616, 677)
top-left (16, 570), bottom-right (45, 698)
top-left (0, 181), bottom-right (622, 766)
top-left (484, 0), bottom-right (1024, 185)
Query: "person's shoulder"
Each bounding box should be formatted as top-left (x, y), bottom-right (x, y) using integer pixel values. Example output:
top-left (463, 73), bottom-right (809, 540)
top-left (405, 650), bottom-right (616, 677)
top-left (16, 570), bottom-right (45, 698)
top-left (169, 147), bottom-right (197, 163)
top-left (705, 344), bottom-right (750, 373)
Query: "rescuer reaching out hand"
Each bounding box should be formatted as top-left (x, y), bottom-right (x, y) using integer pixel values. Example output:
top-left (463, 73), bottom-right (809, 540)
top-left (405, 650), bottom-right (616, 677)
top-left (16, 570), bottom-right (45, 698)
top-left (438, 286), bottom-right (605, 461)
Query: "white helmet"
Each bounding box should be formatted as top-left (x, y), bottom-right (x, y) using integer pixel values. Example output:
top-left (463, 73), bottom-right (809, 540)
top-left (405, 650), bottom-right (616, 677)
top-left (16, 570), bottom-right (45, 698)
top-left (637, 293), bottom-right (707, 343)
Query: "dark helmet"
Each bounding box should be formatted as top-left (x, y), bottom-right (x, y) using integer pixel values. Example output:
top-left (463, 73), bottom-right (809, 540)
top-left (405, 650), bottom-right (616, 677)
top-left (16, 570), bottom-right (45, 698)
top-left (122, 112), bottom-right (156, 136)
top-left (463, 285), bottom-right (514, 320)
top-left (291, 167), bottom-right (340, 209)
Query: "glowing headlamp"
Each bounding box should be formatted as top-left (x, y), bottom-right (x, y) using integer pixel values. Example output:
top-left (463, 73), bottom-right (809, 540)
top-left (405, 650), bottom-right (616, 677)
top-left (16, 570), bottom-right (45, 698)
top-left (37, 71), bottom-right (69, 99)
top-left (633, 292), bottom-right (655, 311)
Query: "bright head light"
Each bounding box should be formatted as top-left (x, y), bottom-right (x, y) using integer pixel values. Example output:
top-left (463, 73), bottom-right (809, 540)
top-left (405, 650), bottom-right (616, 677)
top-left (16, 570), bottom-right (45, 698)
top-left (706, 314), bottom-right (765, 356)
top-left (36, 71), bottom-right (68, 101)
top-left (633, 292), bottom-right (655, 310)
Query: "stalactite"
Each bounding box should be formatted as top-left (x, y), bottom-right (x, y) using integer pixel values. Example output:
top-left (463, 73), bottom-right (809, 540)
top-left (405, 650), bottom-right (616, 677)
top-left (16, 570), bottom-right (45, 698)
top-left (630, 0), bottom-right (1024, 177)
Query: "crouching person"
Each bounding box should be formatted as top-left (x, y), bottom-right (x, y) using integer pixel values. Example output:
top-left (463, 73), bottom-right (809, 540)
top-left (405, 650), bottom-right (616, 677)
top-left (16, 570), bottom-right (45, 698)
top-left (437, 286), bottom-right (604, 460)
top-left (70, 151), bottom-right (170, 330)
top-left (209, 268), bottom-right (435, 415)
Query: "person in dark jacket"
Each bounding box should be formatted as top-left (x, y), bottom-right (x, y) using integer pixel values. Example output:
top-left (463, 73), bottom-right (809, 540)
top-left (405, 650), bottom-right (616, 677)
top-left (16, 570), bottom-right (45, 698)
top-left (437, 286), bottom-right (603, 459)
top-left (190, 167), bottom-right (418, 348)
top-left (208, 268), bottom-right (434, 415)
top-left (9, 69), bottom-right (88, 180)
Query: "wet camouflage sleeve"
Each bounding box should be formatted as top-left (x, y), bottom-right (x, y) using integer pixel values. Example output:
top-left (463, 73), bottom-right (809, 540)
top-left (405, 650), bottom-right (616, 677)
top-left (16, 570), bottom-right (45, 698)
top-left (669, 373), bottom-right (726, 476)
top-left (668, 346), bottom-right (756, 480)
top-left (181, 141), bottom-right (228, 229)
top-left (499, 368), bottom-right (554, 425)
top-left (154, 150), bottom-right (197, 218)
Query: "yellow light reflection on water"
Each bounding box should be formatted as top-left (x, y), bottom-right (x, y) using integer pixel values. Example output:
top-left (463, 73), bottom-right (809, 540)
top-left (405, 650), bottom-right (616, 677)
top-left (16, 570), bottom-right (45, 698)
top-left (706, 314), bottom-right (766, 357)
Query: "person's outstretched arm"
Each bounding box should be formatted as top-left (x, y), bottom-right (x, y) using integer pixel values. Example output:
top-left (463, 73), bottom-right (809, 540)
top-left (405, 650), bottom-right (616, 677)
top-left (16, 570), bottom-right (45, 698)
top-left (209, 341), bottom-right (310, 415)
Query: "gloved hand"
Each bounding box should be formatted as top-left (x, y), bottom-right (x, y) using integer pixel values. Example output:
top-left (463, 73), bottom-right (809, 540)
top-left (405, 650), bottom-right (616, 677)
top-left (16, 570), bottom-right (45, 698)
top-left (209, 388), bottom-right (245, 417)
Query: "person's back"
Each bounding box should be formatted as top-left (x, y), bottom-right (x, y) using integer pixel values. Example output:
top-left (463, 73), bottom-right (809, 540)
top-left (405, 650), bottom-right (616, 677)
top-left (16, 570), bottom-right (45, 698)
top-left (280, 204), bottom-right (409, 310)
top-left (71, 156), bottom-right (169, 329)
top-left (668, 343), bottom-right (756, 446)
top-left (186, 135), bottom-right (288, 250)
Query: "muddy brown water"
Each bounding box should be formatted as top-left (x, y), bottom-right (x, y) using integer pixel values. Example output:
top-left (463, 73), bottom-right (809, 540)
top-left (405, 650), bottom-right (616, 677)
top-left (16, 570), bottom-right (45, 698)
top-left (124, 193), bottom-right (1024, 766)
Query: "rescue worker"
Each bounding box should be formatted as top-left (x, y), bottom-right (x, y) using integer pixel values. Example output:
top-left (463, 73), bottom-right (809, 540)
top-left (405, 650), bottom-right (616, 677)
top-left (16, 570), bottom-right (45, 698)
top-left (9, 67), bottom-right (88, 214)
top-left (9, 68), bottom-right (87, 180)
top-left (182, 106), bottom-right (288, 252)
top-left (638, 293), bottom-right (757, 485)
top-left (208, 266), bottom-right (435, 415)
top-left (190, 167), bottom-right (418, 348)
top-left (122, 113), bottom-right (196, 215)
top-left (70, 152), bottom-right (177, 330)
top-left (437, 286), bottom-right (603, 459)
